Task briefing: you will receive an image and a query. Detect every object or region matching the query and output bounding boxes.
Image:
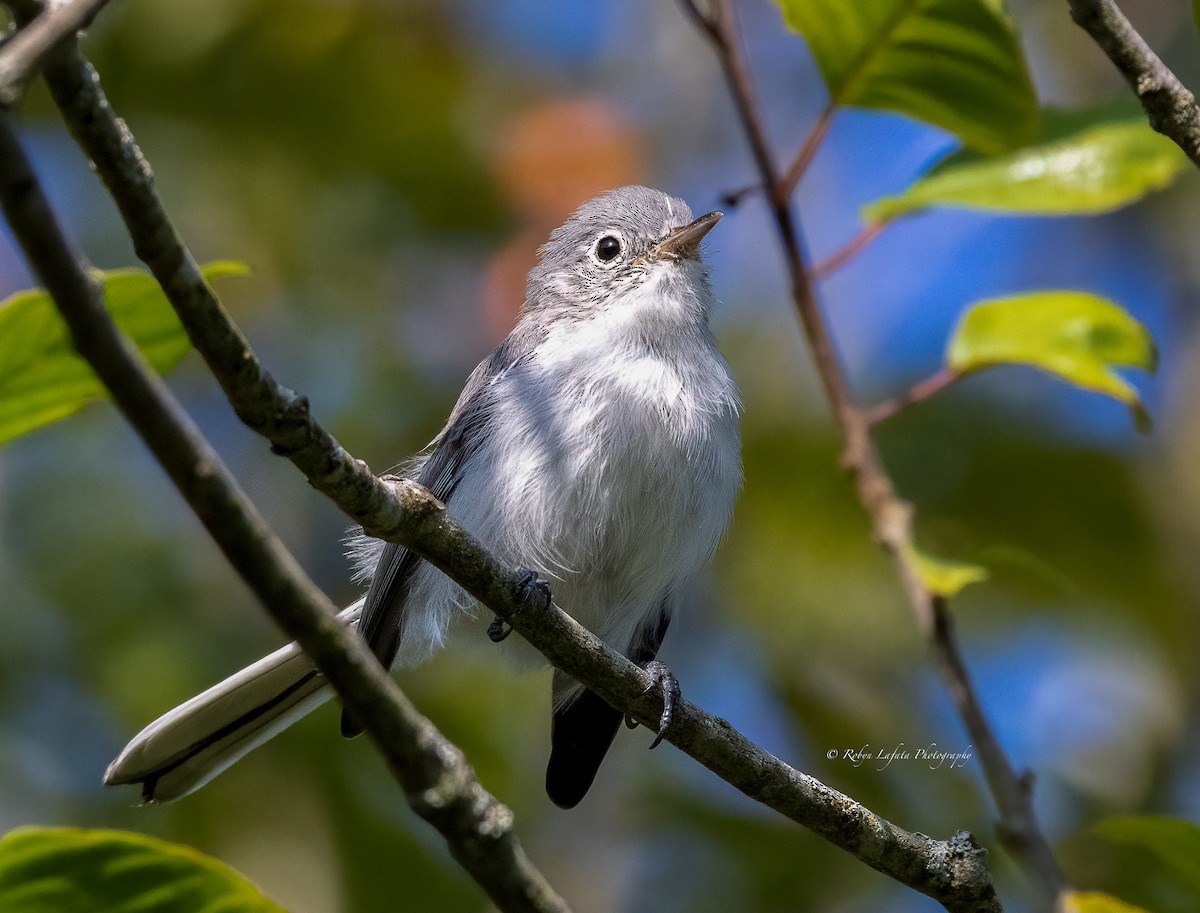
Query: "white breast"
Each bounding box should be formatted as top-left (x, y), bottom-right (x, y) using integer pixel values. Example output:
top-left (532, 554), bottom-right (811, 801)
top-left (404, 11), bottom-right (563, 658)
top-left (391, 263), bottom-right (742, 684)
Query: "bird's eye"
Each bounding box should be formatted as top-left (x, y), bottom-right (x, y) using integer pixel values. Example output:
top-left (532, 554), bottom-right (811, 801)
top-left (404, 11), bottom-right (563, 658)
top-left (595, 235), bottom-right (622, 263)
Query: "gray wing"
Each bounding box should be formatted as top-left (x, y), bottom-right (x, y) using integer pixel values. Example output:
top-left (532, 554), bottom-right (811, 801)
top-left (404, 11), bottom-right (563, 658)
top-left (343, 329), bottom-right (544, 736)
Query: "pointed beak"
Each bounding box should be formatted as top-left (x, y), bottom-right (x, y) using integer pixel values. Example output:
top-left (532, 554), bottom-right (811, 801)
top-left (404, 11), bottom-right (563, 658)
top-left (651, 210), bottom-right (723, 261)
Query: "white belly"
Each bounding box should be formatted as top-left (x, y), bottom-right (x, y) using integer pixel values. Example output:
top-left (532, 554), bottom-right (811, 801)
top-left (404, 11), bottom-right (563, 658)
top-left (457, 325), bottom-right (741, 658)
top-left (383, 274), bottom-right (742, 685)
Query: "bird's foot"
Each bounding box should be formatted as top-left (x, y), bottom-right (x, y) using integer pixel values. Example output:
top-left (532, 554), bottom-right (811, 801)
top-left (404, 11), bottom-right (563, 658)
top-left (487, 615), bottom-right (512, 642)
top-left (514, 567), bottom-right (552, 609)
top-left (624, 660), bottom-right (681, 749)
top-left (488, 567), bottom-right (551, 643)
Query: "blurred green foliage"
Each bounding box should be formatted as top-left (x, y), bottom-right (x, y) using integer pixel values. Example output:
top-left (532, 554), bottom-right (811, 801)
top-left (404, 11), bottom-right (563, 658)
top-left (0, 263), bottom-right (245, 446)
top-left (0, 827), bottom-right (286, 913)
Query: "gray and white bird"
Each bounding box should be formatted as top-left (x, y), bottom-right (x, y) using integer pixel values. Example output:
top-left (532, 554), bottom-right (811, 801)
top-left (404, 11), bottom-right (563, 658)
top-left (105, 185), bottom-right (743, 809)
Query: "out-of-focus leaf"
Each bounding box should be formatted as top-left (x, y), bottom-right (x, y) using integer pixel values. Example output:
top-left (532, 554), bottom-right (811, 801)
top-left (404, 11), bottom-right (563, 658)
top-left (82, 0), bottom-right (503, 236)
top-left (1061, 891), bottom-right (1152, 913)
top-left (0, 827), bottom-right (287, 913)
top-left (971, 544), bottom-right (1077, 596)
top-left (1095, 815), bottom-right (1200, 889)
top-left (905, 543), bottom-right (988, 597)
top-left (774, 0), bottom-right (1038, 153)
top-left (863, 119), bottom-right (1187, 222)
top-left (946, 292), bottom-right (1157, 430)
top-left (0, 261), bottom-right (247, 446)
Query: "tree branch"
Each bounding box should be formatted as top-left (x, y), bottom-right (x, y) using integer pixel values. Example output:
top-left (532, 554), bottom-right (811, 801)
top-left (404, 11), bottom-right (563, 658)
top-left (0, 0), bottom-right (111, 105)
top-left (688, 0), bottom-right (1067, 903)
top-left (0, 110), bottom-right (570, 913)
top-left (1067, 0), bottom-right (1200, 167)
top-left (0, 11), bottom-right (1014, 910)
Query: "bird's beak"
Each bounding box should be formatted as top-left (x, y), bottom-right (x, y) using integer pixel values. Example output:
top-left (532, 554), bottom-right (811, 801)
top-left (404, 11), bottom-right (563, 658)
top-left (652, 210), bottom-right (723, 261)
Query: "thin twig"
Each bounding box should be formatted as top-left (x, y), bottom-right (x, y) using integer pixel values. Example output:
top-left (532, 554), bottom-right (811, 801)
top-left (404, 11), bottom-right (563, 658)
top-left (9, 10), bottom-right (1010, 909)
top-left (1067, 0), bottom-right (1200, 167)
top-left (716, 175), bottom-right (763, 208)
top-left (717, 103), bottom-right (835, 209)
top-left (677, 0), bottom-right (721, 44)
top-left (691, 0), bottom-right (1066, 903)
top-left (0, 0), bottom-right (111, 105)
top-left (0, 110), bottom-right (570, 913)
top-left (929, 598), bottom-right (1065, 898)
top-left (864, 366), bottom-right (962, 425)
top-left (777, 102), bottom-right (835, 201)
top-left (811, 220), bottom-right (887, 281)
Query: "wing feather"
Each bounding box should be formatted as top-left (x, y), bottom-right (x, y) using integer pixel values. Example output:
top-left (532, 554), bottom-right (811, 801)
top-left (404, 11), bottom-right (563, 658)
top-left (342, 331), bottom-right (543, 736)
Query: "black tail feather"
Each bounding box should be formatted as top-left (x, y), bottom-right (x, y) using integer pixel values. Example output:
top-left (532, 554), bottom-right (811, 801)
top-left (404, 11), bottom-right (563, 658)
top-left (545, 689), bottom-right (623, 809)
top-left (545, 603), bottom-right (674, 808)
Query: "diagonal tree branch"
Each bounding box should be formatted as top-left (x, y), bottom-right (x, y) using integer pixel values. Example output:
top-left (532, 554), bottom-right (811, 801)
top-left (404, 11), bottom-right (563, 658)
top-left (0, 0), bottom-right (111, 105)
top-left (1067, 0), bottom-right (1200, 168)
top-left (681, 0), bottom-right (1067, 903)
top-left (0, 110), bottom-right (571, 913)
top-left (4, 4), bottom-right (1010, 908)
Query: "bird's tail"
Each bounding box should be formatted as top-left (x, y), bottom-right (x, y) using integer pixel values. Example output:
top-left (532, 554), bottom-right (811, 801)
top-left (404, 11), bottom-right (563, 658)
top-left (104, 602), bottom-right (362, 803)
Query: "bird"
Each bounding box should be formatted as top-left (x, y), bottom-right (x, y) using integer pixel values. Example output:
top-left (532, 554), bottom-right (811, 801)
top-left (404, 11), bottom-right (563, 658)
top-left (104, 185), bottom-right (743, 809)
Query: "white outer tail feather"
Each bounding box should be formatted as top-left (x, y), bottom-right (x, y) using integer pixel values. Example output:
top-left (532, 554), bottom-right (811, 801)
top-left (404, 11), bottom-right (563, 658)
top-left (105, 602), bottom-right (362, 802)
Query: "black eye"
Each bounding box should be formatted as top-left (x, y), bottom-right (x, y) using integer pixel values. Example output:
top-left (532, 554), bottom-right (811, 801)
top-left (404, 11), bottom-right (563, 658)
top-left (595, 235), bottom-right (622, 262)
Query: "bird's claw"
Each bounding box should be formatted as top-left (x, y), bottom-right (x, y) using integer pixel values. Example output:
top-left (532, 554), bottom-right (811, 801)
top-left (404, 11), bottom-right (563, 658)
top-left (487, 615), bottom-right (512, 642)
top-left (488, 568), bottom-right (550, 643)
top-left (514, 567), bottom-right (551, 611)
top-left (638, 660), bottom-right (681, 750)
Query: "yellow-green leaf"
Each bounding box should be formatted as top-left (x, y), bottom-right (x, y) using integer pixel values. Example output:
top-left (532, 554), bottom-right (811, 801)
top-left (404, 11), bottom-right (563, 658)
top-left (946, 292), bottom-right (1157, 430)
top-left (0, 261), bottom-right (247, 447)
top-left (1061, 891), bottom-right (1152, 913)
top-left (0, 827), bottom-right (287, 913)
top-left (1095, 815), bottom-right (1200, 889)
top-left (904, 543), bottom-right (988, 597)
top-left (774, 0), bottom-right (1038, 154)
top-left (863, 119), bottom-right (1187, 222)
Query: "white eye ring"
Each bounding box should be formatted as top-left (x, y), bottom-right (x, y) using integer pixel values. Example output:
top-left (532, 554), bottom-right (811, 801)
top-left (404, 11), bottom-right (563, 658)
top-left (590, 231), bottom-right (625, 267)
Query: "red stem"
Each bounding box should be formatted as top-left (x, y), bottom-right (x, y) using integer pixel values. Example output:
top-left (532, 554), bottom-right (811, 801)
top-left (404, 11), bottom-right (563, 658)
top-left (779, 102), bottom-right (835, 198)
top-left (865, 366), bottom-right (962, 425)
top-left (812, 220), bottom-right (887, 280)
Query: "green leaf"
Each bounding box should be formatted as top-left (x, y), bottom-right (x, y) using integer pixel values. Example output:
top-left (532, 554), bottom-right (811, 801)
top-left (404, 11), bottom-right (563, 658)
top-left (904, 543), bottom-right (988, 597)
top-left (863, 119), bottom-right (1187, 222)
top-left (0, 827), bottom-right (287, 913)
top-left (1061, 891), bottom-right (1152, 913)
top-left (1095, 815), bottom-right (1200, 890)
top-left (775, 0), bottom-right (1039, 154)
top-left (946, 292), bottom-right (1157, 430)
top-left (0, 261), bottom-right (247, 447)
